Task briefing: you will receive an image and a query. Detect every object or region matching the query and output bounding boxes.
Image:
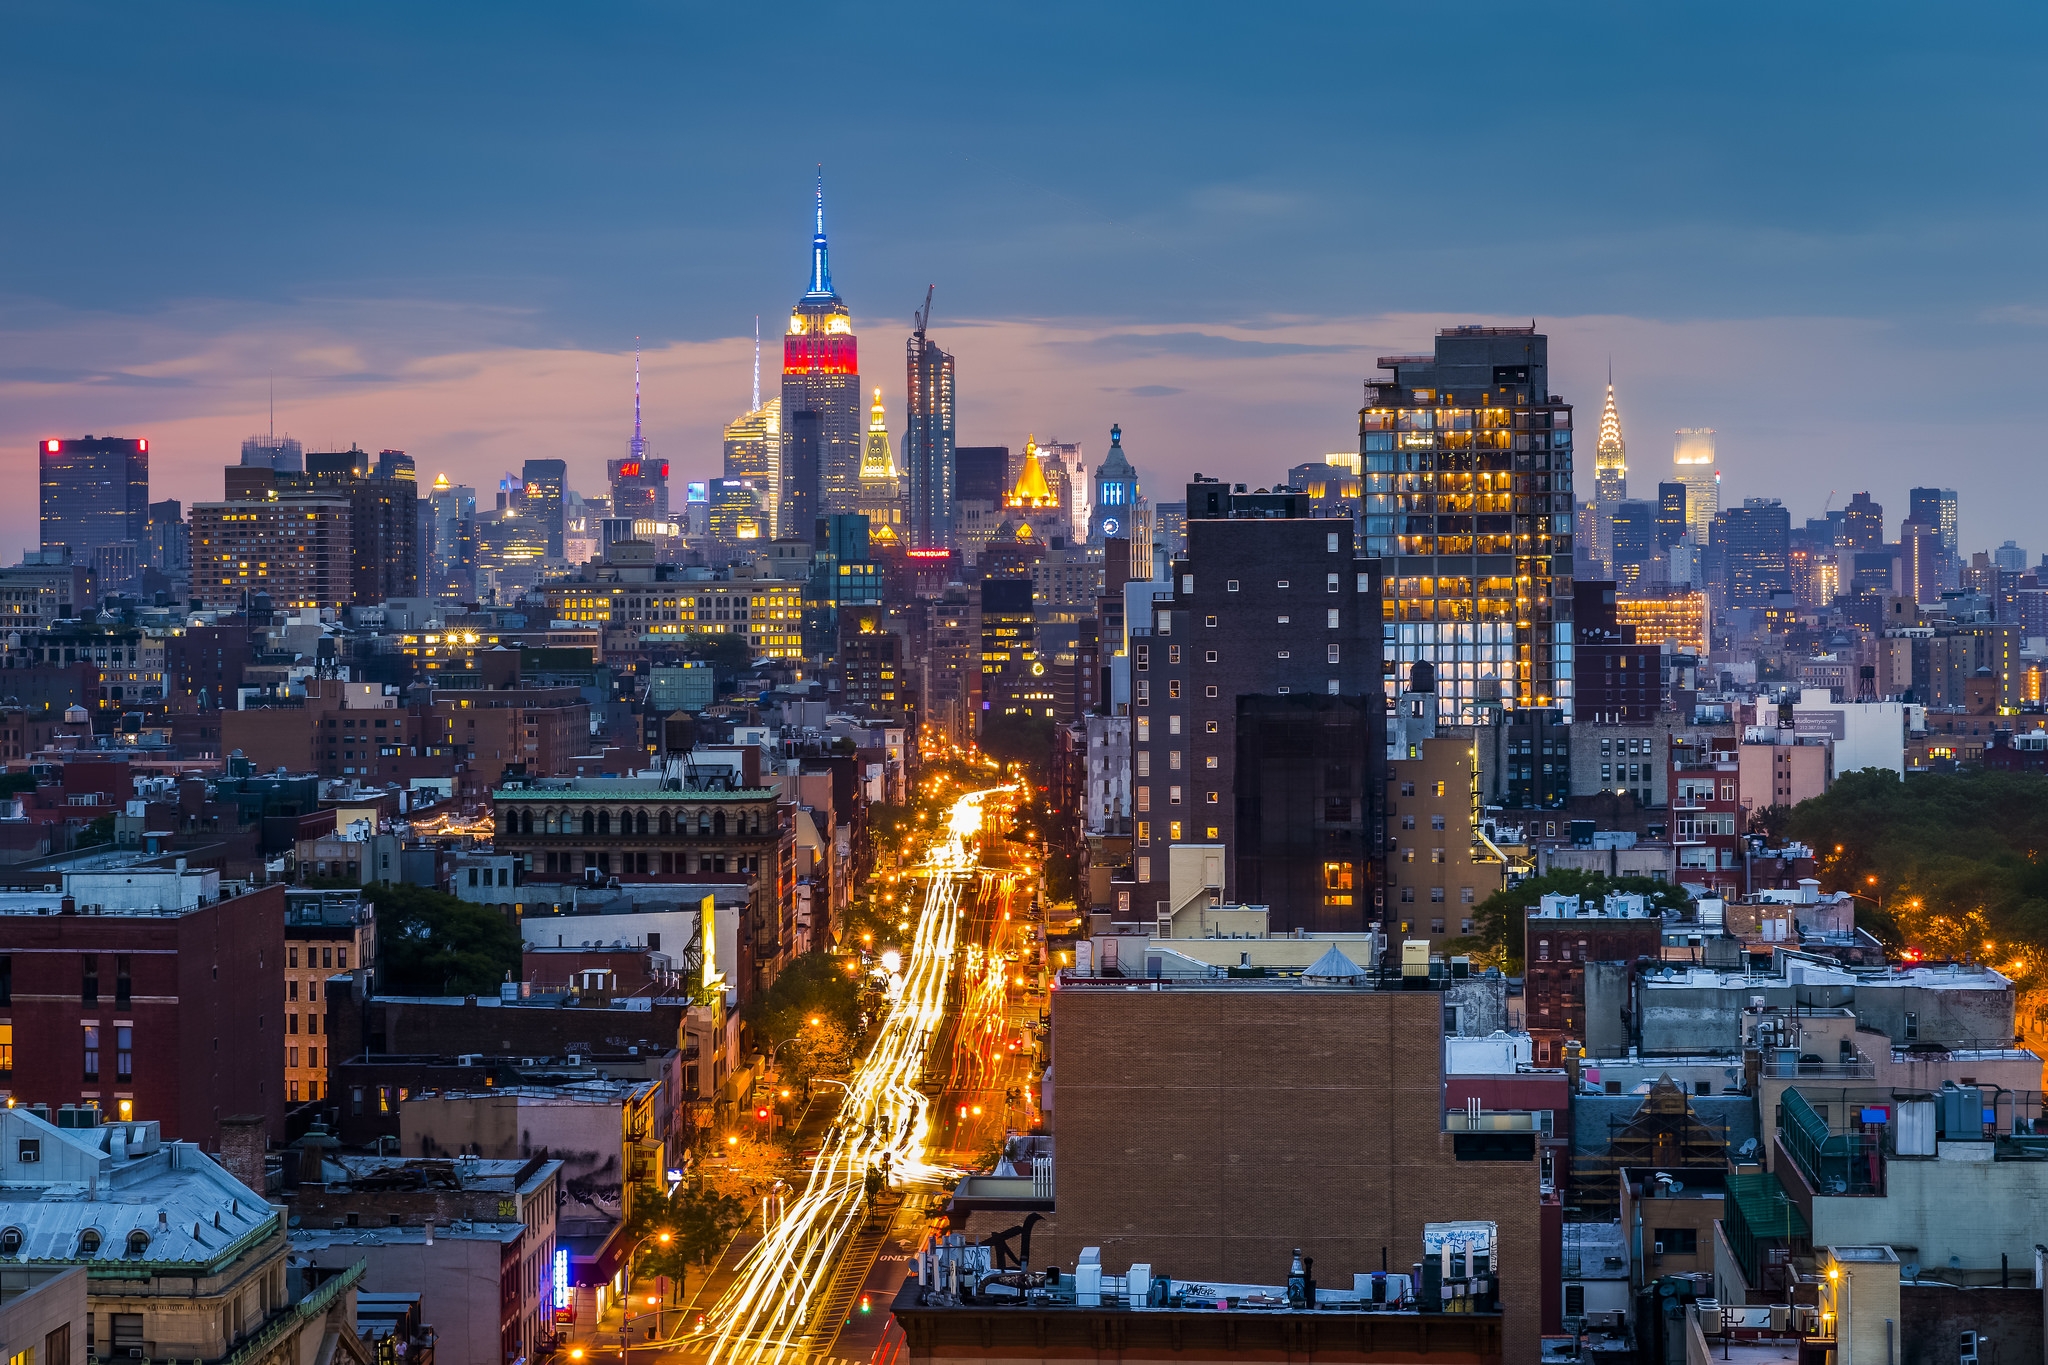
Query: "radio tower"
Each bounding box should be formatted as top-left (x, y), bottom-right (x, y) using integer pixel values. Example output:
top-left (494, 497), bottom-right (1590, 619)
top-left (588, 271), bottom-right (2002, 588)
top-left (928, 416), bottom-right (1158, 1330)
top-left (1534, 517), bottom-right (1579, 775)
top-left (630, 340), bottom-right (648, 463)
top-left (752, 316), bottom-right (761, 411)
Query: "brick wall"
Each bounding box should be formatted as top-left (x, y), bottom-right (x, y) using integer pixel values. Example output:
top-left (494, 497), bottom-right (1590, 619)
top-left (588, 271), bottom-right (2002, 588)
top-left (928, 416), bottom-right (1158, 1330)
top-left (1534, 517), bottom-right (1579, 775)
top-left (1049, 985), bottom-right (1541, 1361)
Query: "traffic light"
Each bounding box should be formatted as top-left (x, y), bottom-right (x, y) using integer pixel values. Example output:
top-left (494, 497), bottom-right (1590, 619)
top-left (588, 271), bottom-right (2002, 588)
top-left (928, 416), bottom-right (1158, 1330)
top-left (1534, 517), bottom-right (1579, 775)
top-left (756, 1107), bottom-right (771, 1121)
top-left (860, 1294), bottom-right (872, 1314)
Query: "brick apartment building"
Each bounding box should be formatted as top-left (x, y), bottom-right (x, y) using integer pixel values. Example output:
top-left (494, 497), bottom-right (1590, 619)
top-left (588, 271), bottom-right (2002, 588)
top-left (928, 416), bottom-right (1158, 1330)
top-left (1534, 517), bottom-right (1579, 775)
top-left (1522, 896), bottom-right (1661, 1066)
top-left (0, 873), bottom-right (285, 1149)
top-left (1136, 481), bottom-right (1385, 931)
top-left (1044, 977), bottom-right (1541, 1360)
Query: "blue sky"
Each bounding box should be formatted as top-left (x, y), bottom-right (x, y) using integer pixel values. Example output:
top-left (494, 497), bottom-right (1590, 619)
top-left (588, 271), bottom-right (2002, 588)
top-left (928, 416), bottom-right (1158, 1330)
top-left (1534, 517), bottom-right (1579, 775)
top-left (5, 2), bottom-right (2047, 553)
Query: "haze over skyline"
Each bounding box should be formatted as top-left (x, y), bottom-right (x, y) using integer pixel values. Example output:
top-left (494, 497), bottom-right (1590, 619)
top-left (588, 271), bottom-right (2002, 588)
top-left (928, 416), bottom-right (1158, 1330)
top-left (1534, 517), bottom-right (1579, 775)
top-left (6, 2), bottom-right (2046, 553)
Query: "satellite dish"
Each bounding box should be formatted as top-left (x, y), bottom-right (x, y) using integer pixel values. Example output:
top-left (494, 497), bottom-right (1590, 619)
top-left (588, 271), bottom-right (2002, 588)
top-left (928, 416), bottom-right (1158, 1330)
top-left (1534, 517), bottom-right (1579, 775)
top-left (1737, 1138), bottom-right (1760, 1158)
top-left (1668, 1180), bottom-right (1684, 1194)
top-left (1902, 1263), bottom-right (1920, 1280)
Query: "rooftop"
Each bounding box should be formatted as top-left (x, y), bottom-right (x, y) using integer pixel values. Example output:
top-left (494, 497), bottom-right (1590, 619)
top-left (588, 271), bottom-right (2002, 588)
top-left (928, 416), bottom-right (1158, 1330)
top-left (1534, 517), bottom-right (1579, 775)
top-left (0, 1109), bottom-right (275, 1271)
top-left (308, 1154), bottom-right (561, 1196)
top-left (289, 1222), bottom-right (523, 1251)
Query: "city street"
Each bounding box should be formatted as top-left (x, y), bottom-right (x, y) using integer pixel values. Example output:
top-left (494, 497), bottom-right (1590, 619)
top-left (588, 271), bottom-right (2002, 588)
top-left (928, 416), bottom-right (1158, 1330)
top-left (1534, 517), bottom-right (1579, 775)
top-left (575, 780), bottom-right (1042, 1365)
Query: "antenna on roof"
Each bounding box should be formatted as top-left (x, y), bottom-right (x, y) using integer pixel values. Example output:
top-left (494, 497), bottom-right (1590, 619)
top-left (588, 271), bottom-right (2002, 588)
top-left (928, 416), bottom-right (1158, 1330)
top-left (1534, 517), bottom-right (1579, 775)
top-left (752, 316), bottom-right (761, 412)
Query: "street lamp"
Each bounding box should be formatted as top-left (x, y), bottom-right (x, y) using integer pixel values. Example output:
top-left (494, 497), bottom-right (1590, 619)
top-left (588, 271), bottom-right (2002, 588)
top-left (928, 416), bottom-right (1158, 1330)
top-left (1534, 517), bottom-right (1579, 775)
top-left (618, 1229), bottom-right (674, 1358)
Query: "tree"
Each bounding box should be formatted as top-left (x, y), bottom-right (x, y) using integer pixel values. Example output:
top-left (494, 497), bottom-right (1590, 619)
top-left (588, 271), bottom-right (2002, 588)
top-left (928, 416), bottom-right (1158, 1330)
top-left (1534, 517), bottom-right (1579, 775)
top-left (1467, 870), bottom-right (1692, 972)
top-left (617, 1182), bottom-right (747, 1290)
top-left (371, 882), bottom-right (523, 996)
top-left (743, 951), bottom-right (864, 1046)
top-left (1785, 767), bottom-right (2048, 972)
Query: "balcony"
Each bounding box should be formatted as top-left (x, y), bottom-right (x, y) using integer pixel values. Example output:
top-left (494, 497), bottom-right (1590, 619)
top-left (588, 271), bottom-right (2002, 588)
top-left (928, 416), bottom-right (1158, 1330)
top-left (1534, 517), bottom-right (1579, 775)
top-left (1780, 1088), bottom-right (1884, 1195)
top-left (1762, 1050), bottom-right (1876, 1081)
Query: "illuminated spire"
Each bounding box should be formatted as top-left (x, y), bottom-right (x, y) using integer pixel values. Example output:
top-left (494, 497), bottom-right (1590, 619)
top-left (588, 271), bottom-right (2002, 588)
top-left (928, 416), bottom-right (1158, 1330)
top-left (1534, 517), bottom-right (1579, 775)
top-left (752, 316), bottom-right (761, 411)
top-left (861, 387), bottom-right (899, 480)
top-left (630, 342), bottom-right (648, 462)
top-left (1009, 436), bottom-right (1054, 506)
top-left (806, 165), bottom-right (835, 299)
top-left (1596, 375), bottom-right (1625, 477)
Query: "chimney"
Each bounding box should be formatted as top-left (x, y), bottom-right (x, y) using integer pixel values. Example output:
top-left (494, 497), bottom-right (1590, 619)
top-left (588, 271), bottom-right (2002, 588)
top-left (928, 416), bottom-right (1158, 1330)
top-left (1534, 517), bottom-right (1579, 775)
top-left (215, 1115), bottom-right (268, 1194)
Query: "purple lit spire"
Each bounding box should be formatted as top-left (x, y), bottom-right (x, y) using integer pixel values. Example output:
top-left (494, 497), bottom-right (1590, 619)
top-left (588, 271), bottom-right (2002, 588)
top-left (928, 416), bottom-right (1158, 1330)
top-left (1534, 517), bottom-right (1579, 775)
top-left (630, 341), bottom-right (647, 462)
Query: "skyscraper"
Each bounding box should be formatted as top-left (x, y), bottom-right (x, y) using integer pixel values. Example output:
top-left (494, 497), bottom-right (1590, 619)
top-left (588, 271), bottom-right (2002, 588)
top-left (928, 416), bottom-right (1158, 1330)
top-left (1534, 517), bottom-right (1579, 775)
top-left (1672, 428), bottom-right (1718, 544)
top-left (782, 171), bottom-right (862, 527)
top-left (1088, 425), bottom-right (1137, 544)
top-left (723, 323), bottom-right (784, 536)
top-left (1593, 376), bottom-right (1627, 572)
top-left (521, 458), bottom-right (567, 557)
top-left (1841, 492), bottom-right (1884, 550)
top-left (723, 399), bottom-right (783, 537)
top-left (856, 387), bottom-right (904, 541)
top-left (240, 433), bottom-right (304, 472)
top-left (427, 475), bottom-right (477, 600)
top-left (40, 436), bottom-right (149, 560)
top-left (903, 289), bottom-right (955, 552)
top-left (1908, 486), bottom-right (1959, 592)
top-left (1361, 325), bottom-right (1574, 716)
top-left (1714, 498), bottom-right (1790, 607)
top-left (610, 348), bottom-right (669, 520)
top-left (1656, 481), bottom-right (1688, 550)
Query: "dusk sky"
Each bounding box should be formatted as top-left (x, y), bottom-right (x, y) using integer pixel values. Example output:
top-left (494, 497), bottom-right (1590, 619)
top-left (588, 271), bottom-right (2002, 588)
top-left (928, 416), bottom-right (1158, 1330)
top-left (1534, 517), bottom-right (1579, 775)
top-left (6, 3), bottom-right (2046, 556)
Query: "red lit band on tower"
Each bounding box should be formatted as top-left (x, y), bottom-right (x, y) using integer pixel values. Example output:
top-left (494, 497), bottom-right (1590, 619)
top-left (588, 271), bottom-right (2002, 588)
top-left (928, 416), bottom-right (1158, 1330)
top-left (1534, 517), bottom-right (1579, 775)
top-left (783, 334), bottom-right (858, 375)
top-left (614, 461), bottom-right (669, 480)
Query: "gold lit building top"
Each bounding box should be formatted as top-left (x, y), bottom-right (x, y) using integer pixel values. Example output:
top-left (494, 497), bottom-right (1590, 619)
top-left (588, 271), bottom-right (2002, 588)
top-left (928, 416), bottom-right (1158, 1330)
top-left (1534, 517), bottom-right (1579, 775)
top-left (1007, 437), bottom-right (1055, 508)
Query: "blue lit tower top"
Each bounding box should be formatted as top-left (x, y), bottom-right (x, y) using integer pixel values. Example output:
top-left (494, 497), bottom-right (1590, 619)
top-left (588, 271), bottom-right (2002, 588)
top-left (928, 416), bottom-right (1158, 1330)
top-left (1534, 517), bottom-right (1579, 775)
top-left (786, 167), bottom-right (855, 368)
top-left (805, 167), bottom-right (837, 302)
top-left (1089, 423), bottom-right (1138, 544)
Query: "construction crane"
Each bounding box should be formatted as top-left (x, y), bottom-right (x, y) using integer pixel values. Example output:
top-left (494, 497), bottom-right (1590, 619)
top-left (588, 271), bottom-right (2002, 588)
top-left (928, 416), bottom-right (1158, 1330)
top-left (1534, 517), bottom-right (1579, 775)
top-left (913, 284), bottom-right (934, 341)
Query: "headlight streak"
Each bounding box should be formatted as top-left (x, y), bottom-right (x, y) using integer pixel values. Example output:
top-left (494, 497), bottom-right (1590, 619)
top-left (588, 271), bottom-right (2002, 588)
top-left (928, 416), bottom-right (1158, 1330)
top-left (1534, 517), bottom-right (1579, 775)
top-left (695, 786), bottom-right (1015, 1363)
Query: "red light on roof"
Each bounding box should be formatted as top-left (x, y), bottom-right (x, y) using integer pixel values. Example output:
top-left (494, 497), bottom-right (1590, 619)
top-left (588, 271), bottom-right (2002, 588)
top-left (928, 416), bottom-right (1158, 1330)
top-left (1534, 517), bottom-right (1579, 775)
top-left (659, 462), bottom-right (669, 478)
top-left (138, 439), bottom-right (147, 452)
top-left (45, 440), bottom-right (59, 452)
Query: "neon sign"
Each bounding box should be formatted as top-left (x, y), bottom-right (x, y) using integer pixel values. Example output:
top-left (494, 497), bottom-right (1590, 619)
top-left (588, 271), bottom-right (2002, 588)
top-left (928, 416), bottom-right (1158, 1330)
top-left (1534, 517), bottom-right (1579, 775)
top-left (553, 1246), bottom-right (571, 1309)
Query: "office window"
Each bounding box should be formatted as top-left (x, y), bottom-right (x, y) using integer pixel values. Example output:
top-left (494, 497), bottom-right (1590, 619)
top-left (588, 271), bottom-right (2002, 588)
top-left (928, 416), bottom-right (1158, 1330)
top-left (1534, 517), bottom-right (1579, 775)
top-left (1431, 815), bottom-right (1446, 830)
top-left (1226, 580), bottom-right (1239, 592)
top-left (1136, 821), bottom-right (1150, 844)
top-left (289, 947), bottom-right (298, 969)
top-left (1168, 821), bottom-right (1182, 841)
top-left (82, 954), bottom-right (98, 1006)
top-left (1169, 786), bottom-right (1182, 805)
top-left (83, 1025), bottom-right (100, 1082)
top-left (1431, 917), bottom-right (1445, 933)
top-left (1654, 1228), bottom-right (1698, 1255)
top-left (1462, 887), bottom-right (1475, 904)
top-left (1205, 616), bottom-right (1217, 627)
top-left (1401, 782), bottom-right (1415, 796)
top-left (114, 1026), bottom-right (132, 1083)
top-left (1206, 827), bottom-right (1219, 839)
top-left (115, 955), bottom-right (131, 1007)
top-left (1205, 791), bottom-right (1219, 804)
top-left (1400, 887), bottom-right (1414, 902)
top-left (1431, 888), bottom-right (1445, 902)
top-left (1205, 651), bottom-right (1218, 663)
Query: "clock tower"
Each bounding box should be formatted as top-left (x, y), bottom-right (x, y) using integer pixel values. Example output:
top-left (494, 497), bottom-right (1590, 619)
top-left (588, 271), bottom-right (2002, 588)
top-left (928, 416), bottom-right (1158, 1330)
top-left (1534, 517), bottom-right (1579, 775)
top-left (1088, 424), bottom-right (1136, 545)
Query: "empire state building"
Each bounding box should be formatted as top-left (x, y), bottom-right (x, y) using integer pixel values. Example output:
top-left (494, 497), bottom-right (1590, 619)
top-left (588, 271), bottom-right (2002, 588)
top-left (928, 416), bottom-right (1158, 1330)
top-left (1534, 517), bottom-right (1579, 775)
top-left (781, 170), bottom-right (862, 541)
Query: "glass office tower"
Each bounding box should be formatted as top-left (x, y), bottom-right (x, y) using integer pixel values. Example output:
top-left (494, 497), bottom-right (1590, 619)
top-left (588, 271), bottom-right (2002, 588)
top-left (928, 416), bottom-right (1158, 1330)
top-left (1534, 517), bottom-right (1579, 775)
top-left (1361, 325), bottom-right (1573, 719)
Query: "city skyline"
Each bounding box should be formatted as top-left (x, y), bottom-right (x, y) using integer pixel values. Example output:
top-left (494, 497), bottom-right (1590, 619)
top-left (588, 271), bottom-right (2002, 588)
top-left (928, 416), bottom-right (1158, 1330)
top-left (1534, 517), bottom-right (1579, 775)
top-left (7, 5), bottom-right (2047, 556)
